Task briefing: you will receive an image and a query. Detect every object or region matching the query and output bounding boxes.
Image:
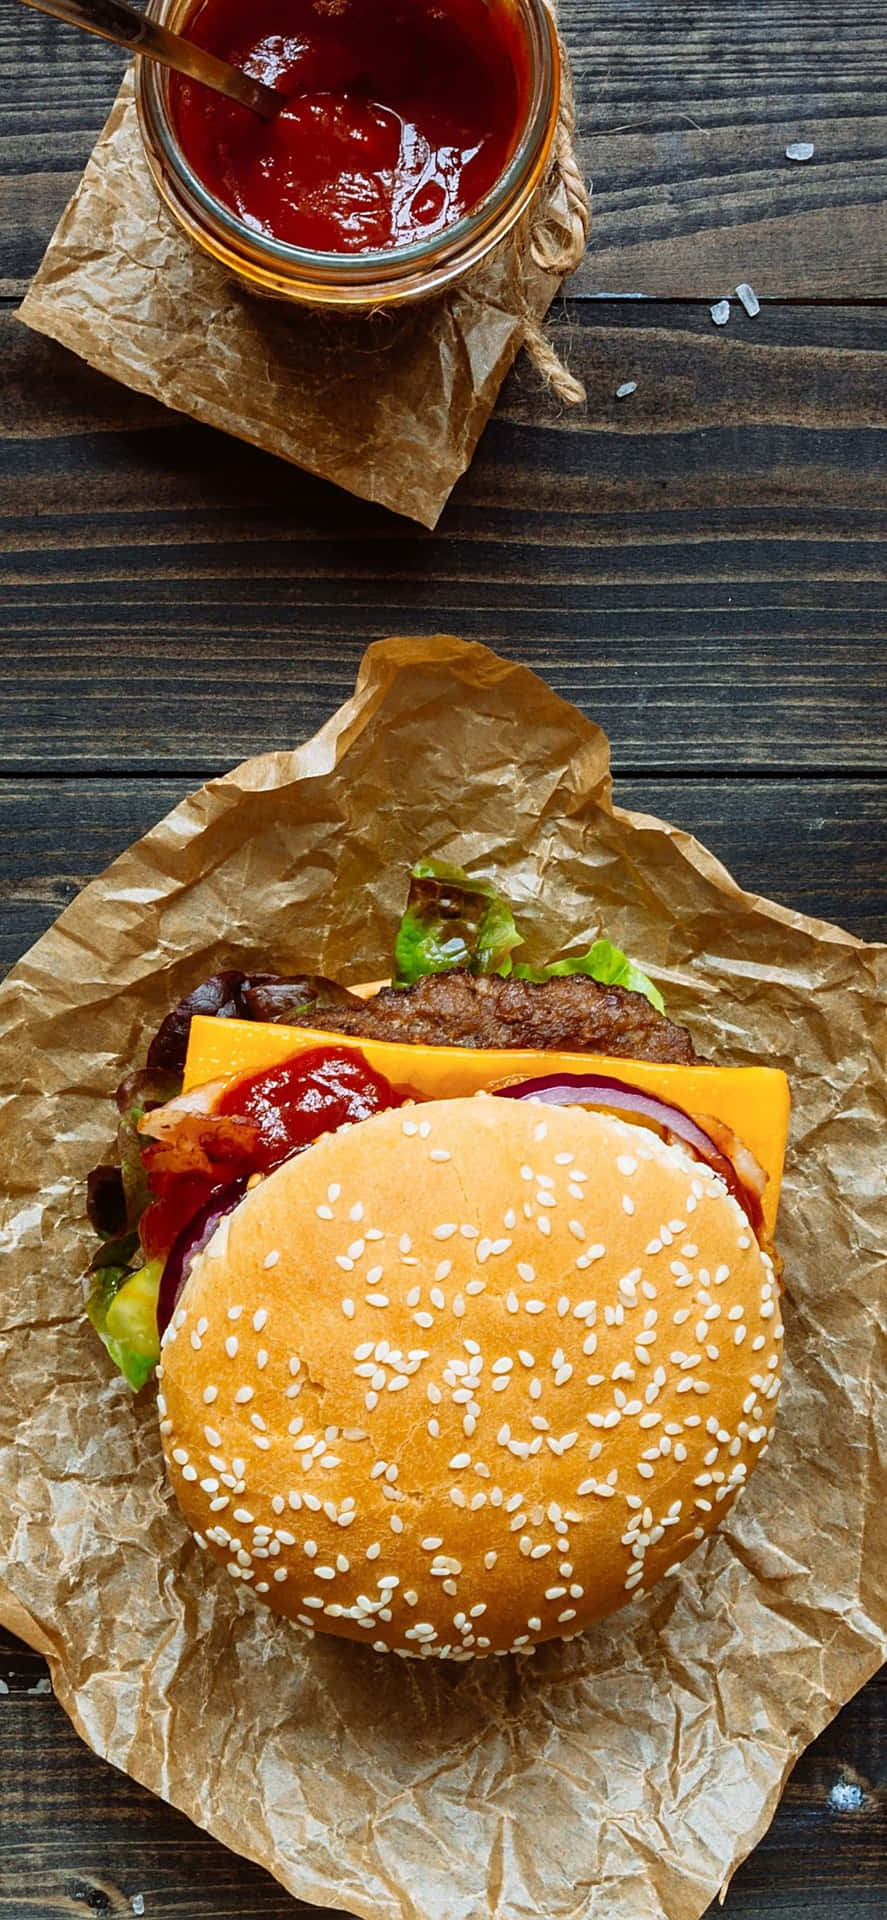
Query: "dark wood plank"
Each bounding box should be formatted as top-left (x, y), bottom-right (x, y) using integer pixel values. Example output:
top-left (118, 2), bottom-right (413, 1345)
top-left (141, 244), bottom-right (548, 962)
top-left (1, 1628), bottom-right (883, 1920)
top-left (0, 775), bottom-right (883, 980)
top-left (2, 2), bottom-right (886, 298)
top-left (2, 302), bottom-right (885, 774)
top-left (576, 116), bottom-right (887, 299)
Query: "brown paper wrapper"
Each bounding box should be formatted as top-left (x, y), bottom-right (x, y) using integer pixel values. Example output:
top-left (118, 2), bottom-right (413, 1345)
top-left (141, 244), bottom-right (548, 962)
top-left (16, 62), bottom-right (577, 528)
top-left (1, 636), bottom-right (884, 1920)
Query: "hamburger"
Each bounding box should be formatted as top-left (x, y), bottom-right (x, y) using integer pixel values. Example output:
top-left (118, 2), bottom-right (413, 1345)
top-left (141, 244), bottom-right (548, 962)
top-left (85, 859), bottom-right (789, 1655)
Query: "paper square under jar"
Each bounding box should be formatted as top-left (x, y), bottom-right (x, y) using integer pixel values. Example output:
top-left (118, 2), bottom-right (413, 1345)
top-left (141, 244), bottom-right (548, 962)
top-left (0, 637), bottom-right (884, 1920)
top-left (16, 69), bottom-right (576, 528)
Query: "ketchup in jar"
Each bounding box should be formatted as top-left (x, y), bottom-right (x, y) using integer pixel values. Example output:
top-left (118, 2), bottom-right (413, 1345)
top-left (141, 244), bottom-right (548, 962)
top-left (170, 0), bottom-right (530, 254)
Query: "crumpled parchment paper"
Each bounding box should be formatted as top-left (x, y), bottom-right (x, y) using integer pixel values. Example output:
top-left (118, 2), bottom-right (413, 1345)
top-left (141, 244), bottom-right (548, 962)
top-left (0, 636), bottom-right (884, 1920)
top-left (16, 62), bottom-right (574, 528)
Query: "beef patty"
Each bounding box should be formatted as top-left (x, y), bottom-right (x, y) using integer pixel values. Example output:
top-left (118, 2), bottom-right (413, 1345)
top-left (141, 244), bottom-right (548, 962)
top-left (243, 970), bottom-right (697, 1065)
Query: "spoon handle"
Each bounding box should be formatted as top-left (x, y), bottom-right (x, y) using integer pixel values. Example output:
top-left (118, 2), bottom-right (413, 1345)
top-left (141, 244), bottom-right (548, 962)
top-left (19, 0), bottom-right (284, 118)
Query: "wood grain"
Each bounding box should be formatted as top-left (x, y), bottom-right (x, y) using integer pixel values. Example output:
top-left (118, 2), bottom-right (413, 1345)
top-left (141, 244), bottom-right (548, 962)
top-left (1, 775), bottom-right (884, 978)
top-left (576, 117), bottom-right (887, 298)
top-left (2, 2), bottom-right (886, 298)
top-left (2, 300), bottom-right (885, 773)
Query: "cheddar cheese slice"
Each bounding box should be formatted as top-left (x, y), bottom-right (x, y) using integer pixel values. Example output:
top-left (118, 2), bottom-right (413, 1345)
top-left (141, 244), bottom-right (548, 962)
top-left (184, 1014), bottom-right (790, 1236)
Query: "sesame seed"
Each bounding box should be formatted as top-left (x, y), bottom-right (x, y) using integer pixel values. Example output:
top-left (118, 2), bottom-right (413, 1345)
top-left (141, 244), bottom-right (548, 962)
top-left (433, 1224), bottom-right (457, 1241)
top-left (224, 1336), bottom-right (238, 1359)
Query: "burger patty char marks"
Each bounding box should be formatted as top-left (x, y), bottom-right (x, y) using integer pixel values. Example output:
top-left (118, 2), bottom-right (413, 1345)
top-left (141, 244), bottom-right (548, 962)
top-left (269, 971), bottom-right (697, 1064)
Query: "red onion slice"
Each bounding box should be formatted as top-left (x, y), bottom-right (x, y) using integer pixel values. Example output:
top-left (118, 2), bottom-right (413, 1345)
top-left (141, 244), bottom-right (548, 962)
top-left (157, 1175), bottom-right (250, 1337)
top-left (494, 1072), bottom-right (763, 1236)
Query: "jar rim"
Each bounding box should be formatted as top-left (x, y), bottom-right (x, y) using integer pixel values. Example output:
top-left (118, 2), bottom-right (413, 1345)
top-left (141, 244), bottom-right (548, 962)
top-left (136, 0), bottom-right (560, 291)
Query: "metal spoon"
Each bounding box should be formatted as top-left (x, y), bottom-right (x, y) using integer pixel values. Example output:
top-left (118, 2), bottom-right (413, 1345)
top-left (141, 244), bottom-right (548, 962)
top-left (19, 0), bottom-right (286, 119)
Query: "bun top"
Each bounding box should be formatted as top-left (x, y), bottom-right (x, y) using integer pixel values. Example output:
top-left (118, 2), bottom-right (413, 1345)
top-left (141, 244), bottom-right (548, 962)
top-left (158, 1097), bottom-right (782, 1659)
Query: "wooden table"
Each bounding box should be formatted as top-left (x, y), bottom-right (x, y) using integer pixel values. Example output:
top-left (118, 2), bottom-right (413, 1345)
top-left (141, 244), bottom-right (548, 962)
top-left (1, 1), bottom-right (884, 1914)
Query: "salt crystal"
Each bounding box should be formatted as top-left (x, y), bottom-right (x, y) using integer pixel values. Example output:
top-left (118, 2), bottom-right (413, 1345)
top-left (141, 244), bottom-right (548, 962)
top-left (710, 300), bottom-right (731, 327)
top-left (735, 282), bottom-right (760, 318)
top-left (615, 381), bottom-right (638, 399)
top-left (785, 140), bottom-right (815, 162)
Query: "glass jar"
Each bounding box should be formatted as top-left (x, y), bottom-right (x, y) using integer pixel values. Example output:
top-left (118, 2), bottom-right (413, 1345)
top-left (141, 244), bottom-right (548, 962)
top-left (135, 0), bottom-right (560, 310)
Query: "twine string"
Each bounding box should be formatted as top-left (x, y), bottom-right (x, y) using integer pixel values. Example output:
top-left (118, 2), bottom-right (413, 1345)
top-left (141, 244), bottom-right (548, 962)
top-left (518, 21), bottom-right (591, 405)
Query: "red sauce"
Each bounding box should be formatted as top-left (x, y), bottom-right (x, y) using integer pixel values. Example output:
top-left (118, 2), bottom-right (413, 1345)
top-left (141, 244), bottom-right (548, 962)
top-left (170, 0), bottom-right (528, 253)
top-left (216, 1044), bottom-right (405, 1165)
top-left (141, 1171), bottom-right (233, 1261)
top-left (139, 1046), bottom-right (405, 1258)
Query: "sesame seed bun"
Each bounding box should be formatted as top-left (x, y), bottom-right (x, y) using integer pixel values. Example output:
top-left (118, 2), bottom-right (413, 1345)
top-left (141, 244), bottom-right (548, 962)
top-left (157, 1097), bottom-right (782, 1659)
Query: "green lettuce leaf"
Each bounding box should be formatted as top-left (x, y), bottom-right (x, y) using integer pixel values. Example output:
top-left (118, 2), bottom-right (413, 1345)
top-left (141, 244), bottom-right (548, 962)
top-left (393, 860), bottom-right (523, 985)
top-left (514, 938), bottom-right (665, 1012)
top-left (85, 1258), bottom-right (162, 1393)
